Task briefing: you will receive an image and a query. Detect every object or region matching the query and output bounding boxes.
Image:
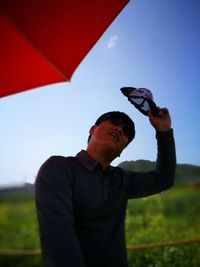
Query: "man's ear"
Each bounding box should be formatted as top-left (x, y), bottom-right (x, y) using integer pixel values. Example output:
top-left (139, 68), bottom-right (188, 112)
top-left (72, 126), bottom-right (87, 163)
top-left (89, 125), bottom-right (97, 135)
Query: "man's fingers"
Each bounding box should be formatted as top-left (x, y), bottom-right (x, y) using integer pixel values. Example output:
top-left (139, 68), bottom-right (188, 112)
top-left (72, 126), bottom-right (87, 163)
top-left (158, 108), bottom-right (170, 116)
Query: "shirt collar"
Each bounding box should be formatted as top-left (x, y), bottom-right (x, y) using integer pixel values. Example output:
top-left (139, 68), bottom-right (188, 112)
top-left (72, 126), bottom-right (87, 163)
top-left (76, 150), bottom-right (115, 174)
top-left (76, 150), bottom-right (97, 172)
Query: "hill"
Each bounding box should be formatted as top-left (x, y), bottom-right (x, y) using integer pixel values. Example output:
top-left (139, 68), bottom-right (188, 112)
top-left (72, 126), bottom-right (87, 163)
top-left (0, 161), bottom-right (200, 197)
top-left (0, 183), bottom-right (34, 198)
top-left (118, 160), bottom-right (200, 184)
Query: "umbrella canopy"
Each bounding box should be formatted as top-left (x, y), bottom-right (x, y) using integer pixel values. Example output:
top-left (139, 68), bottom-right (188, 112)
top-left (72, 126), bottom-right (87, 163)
top-left (0, 0), bottom-right (128, 97)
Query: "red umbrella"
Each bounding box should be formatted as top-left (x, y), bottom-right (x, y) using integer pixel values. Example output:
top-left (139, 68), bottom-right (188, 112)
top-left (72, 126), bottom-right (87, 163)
top-left (0, 0), bottom-right (128, 98)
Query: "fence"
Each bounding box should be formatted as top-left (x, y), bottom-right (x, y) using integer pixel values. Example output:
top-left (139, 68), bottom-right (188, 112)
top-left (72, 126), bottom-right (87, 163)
top-left (0, 238), bottom-right (200, 255)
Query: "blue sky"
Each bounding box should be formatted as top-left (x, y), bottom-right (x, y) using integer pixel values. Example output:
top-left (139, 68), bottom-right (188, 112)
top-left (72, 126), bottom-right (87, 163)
top-left (1, 0), bottom-right (200, 187)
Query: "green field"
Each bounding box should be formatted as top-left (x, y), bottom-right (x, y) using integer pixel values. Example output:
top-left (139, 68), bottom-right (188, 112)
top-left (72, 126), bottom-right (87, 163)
top-left (0, 184), bottom-right (199, 267)
top-left (126, 185), bottom-right (200, 267)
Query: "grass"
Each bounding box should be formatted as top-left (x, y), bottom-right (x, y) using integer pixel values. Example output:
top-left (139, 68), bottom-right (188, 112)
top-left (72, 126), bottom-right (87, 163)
top-left (125, 184), bottom-right (200, 266)
top-left (0, 184), bottom-right (199, 266)
top-left (125, 185), bottom-right (200, 244)
top-left (0, 196), bottom-right (39, 250)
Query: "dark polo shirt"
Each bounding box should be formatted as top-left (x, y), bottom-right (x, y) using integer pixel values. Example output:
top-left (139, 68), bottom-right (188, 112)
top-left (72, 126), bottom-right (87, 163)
top-left (35, 130), bottom-right (176, 267)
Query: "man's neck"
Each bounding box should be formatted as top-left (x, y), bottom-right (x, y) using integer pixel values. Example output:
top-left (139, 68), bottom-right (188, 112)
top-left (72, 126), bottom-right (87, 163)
top-left (86, 146), bottom-right (114, 170)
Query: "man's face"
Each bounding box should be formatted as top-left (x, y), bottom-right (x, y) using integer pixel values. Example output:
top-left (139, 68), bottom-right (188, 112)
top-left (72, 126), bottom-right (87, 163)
top-left (89, 119), bottom-right (129, 157)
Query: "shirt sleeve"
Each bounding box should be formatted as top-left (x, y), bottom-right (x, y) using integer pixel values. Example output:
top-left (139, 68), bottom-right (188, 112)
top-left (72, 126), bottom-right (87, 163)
top-left (35, 156), bottom-right (85, 267)
top-left (127, 129), bottom-right (176, 198)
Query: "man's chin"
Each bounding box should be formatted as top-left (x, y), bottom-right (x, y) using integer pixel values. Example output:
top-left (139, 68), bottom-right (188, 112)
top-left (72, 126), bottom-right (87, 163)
top-left (102, 143), bottom-right (121, 158)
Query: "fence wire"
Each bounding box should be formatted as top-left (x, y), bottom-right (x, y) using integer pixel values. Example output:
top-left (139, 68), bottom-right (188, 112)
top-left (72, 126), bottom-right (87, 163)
top-left (0, 238), bottom-right (200, 255)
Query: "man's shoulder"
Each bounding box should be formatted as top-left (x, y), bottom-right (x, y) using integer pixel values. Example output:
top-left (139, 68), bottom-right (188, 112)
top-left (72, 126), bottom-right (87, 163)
top-left (41, 155), bottom-right (76, 170)
top-left (46, 155), bottom-right (73, 163)
top-left (37, 155), bottom-right (77, 183)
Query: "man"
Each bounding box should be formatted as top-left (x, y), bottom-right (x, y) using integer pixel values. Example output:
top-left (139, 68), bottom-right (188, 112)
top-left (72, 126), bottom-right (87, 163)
top-left (35, 108), bottom-right (176, 267)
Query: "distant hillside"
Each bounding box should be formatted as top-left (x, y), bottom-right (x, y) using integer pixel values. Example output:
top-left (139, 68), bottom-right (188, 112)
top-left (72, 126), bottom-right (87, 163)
top-left (0, 161), bottom-right (200, 198)
top-left (118, 159), bottom-right (155, 172)
top-left (0, 183), bottom-right (34, 198)
top-left (118, 160), bottom-right (200, 184)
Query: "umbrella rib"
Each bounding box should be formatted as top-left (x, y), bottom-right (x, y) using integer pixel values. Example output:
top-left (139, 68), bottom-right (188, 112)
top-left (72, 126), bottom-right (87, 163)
top-left (68, 0), bottom-right (129, 83)
top-left (5, 13), bottom-right (70, 81)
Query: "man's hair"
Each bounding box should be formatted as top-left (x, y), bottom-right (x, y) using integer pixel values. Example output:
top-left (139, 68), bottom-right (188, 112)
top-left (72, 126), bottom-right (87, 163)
top-left (88, 111), bottom-right (135, 144)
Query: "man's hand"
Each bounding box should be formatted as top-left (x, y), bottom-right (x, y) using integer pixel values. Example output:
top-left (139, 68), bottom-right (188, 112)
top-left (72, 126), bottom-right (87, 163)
top-left (148, 108), bottom-right (171, 132)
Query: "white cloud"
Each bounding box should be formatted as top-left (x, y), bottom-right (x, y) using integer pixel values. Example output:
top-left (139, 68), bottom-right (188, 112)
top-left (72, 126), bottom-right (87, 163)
top-left (106, 35), bottom-right (119, 49)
